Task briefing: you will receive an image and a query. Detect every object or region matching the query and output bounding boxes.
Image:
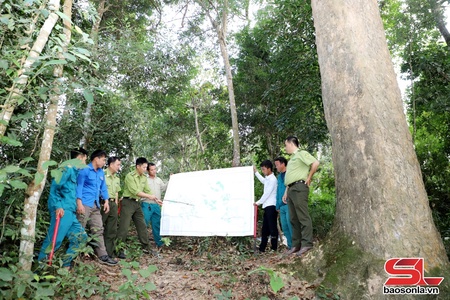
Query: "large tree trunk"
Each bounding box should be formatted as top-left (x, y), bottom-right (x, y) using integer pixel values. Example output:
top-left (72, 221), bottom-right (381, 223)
top-left (196, 0), bottom-right (241, 167)
top-left (311, 0), bottom-right (448, 295)
top-left (19, 0), bottom-right (72, 271)
top-left (0, 0), bottom-right (61, 138)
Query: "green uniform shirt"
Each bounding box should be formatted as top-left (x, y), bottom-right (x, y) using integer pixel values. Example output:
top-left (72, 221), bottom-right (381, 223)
top-left (105, 168), bottom-right (121, 199)
top-left (123, 170), bottom-right (152, 199)
top-left (285, 150), bottom-right (318, 186)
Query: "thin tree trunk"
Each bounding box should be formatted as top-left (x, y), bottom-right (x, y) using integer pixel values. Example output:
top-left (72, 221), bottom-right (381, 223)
top-left (90, 0), bottom-right (107, 51)
top-left (311, 0), bottom-right (448, 295)
top-left (19, 0), bottom-right (72, 271)
top-left (218, 28), bottom-right (241, 167)
top-left (428, 0), bottom-right (450, 49)
top-left (196, 0), bottom-right (241, 167)
top-left (191, 100), bottom-right (211, 169)
top-left (0, 0), bottom-right (61, 138)
top-left (192, 103), bottom-right (205, 154)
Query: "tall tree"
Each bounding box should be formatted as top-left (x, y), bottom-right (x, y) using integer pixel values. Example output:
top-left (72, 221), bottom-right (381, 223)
top-left (311, 0), bottom-right (448, 296)
top-left (195, 0), bottom-right (241, 167)
top-left (19, 0), bottom-right (73, 271)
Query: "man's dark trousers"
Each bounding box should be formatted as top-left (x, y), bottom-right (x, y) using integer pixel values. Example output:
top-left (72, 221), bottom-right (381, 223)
top-left (101, 200), bottom-right (118, 257)
top-left (287, 182), bottom-right (313, 249)
top-left (117, 197), bottom-right (151, 250)
top-left (259, 205), bottom-right (278, 252)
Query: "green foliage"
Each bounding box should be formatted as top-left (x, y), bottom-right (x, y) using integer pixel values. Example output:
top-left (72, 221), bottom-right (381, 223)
top-left (0, 156), bottom-right (33, 197)
top-left (0, 239), bottom-right (158, 300)
top-left (248, 266), bottom-right (285, 294)
top-left (234, 0), bottom-right (328, 158)
top-left (380, 0), bottom-right (450, 258)
top-left (161, 237), bottom-right (172, 246)
top-left (380, 0), bottom-right (443, 57)
top-left (309, 149), bottom-right (336, 239)
top-left (52, 263), bottom-right (109, 299)
top-left (110, 261), bottom-right (157, 299)
top-left (0, 265), bottom-right (56, 300)
top-left (402, 42), bottom-right (450, 257)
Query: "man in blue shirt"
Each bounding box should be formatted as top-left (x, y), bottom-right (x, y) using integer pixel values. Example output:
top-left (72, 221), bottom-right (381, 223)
top-left (76, 149), bottom-right (117, 266)
top-left (38, 148), bottom-right (88, 268)
top-left (274, 156), bottom-right (293, 250)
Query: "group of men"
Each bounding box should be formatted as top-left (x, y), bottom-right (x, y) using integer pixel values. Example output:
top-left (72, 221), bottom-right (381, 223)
top-left (254, 136), bottom-right (320, 256)
top-left (38, 135), bottom-right (318, 268)
top-left (38, 149), bottom-right (167, 268)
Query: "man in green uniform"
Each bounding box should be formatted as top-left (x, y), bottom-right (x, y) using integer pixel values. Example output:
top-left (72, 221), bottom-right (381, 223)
top-left (283, 136), bottom-right (320, 256)
top-left (101, 156), bottom-right (121, 258)
top-left (117, 157), bottom-right (162, 258)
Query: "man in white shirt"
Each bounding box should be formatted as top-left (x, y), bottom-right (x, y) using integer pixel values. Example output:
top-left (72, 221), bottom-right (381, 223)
top-left (254, 160), bottom-right (278, 252)
top-left (141, 162), bottom-right (168, 247)
top-left (146, 163), bottom-right (167, 200)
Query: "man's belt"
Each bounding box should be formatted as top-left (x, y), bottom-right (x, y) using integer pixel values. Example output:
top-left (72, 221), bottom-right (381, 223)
top-left (288, 180), bottom-right (306, 188)
top-left (123, 197), bottom-right (139, 202)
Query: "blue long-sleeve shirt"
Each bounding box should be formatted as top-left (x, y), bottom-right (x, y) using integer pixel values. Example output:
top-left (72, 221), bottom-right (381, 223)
top-left (48, 166), bottom-right (78, 213)
top-left (76, 163), bottom-right (109, 208)
top-left (276, 172), bottom-right (287, 210)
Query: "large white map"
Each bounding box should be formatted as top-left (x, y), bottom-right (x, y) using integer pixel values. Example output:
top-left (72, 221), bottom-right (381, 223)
top-left (160, 166), bottom-right (255, 236)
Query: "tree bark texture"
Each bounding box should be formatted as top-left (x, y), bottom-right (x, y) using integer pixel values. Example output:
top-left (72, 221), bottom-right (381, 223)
top-left (0, 0), bottom-right (60, 138)
top-left (311, 0), bottom-right (448, 271)
top-left (19, 0), bottom-right (72, 271)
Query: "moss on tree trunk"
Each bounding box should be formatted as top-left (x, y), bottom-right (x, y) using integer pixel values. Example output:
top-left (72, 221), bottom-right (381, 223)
top-left (286, 229), bottom-right (450, 299)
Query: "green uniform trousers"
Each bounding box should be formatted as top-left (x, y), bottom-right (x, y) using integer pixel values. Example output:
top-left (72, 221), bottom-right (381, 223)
top-left (117, 197), bottom-right (150, 250)
top-left (287, 182), bottom-right (313, 248)
top-left (101, 200), bottom-right (118, 257)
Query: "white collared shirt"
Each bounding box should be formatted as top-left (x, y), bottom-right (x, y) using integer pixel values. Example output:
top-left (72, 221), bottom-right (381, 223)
top-left (254, 172), bottom-right (277, 208)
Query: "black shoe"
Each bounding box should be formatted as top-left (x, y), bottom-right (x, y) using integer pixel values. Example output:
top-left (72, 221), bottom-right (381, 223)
top-left (99, 255), bottom-right (118, 266)
top-left (117, 252), bottom-right (126, 259)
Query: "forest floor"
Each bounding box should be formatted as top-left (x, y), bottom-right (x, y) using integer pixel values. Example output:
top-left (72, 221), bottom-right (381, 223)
top-left (84, 236), bottom-right (322, 300)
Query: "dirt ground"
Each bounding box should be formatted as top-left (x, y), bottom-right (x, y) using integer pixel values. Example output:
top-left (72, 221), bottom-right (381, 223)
top-left (87, 237), bottom-right (318, 300)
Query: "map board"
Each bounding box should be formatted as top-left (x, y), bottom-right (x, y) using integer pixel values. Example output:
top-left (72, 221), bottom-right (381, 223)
top-left (160, 166), bottom-right (255, 236)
